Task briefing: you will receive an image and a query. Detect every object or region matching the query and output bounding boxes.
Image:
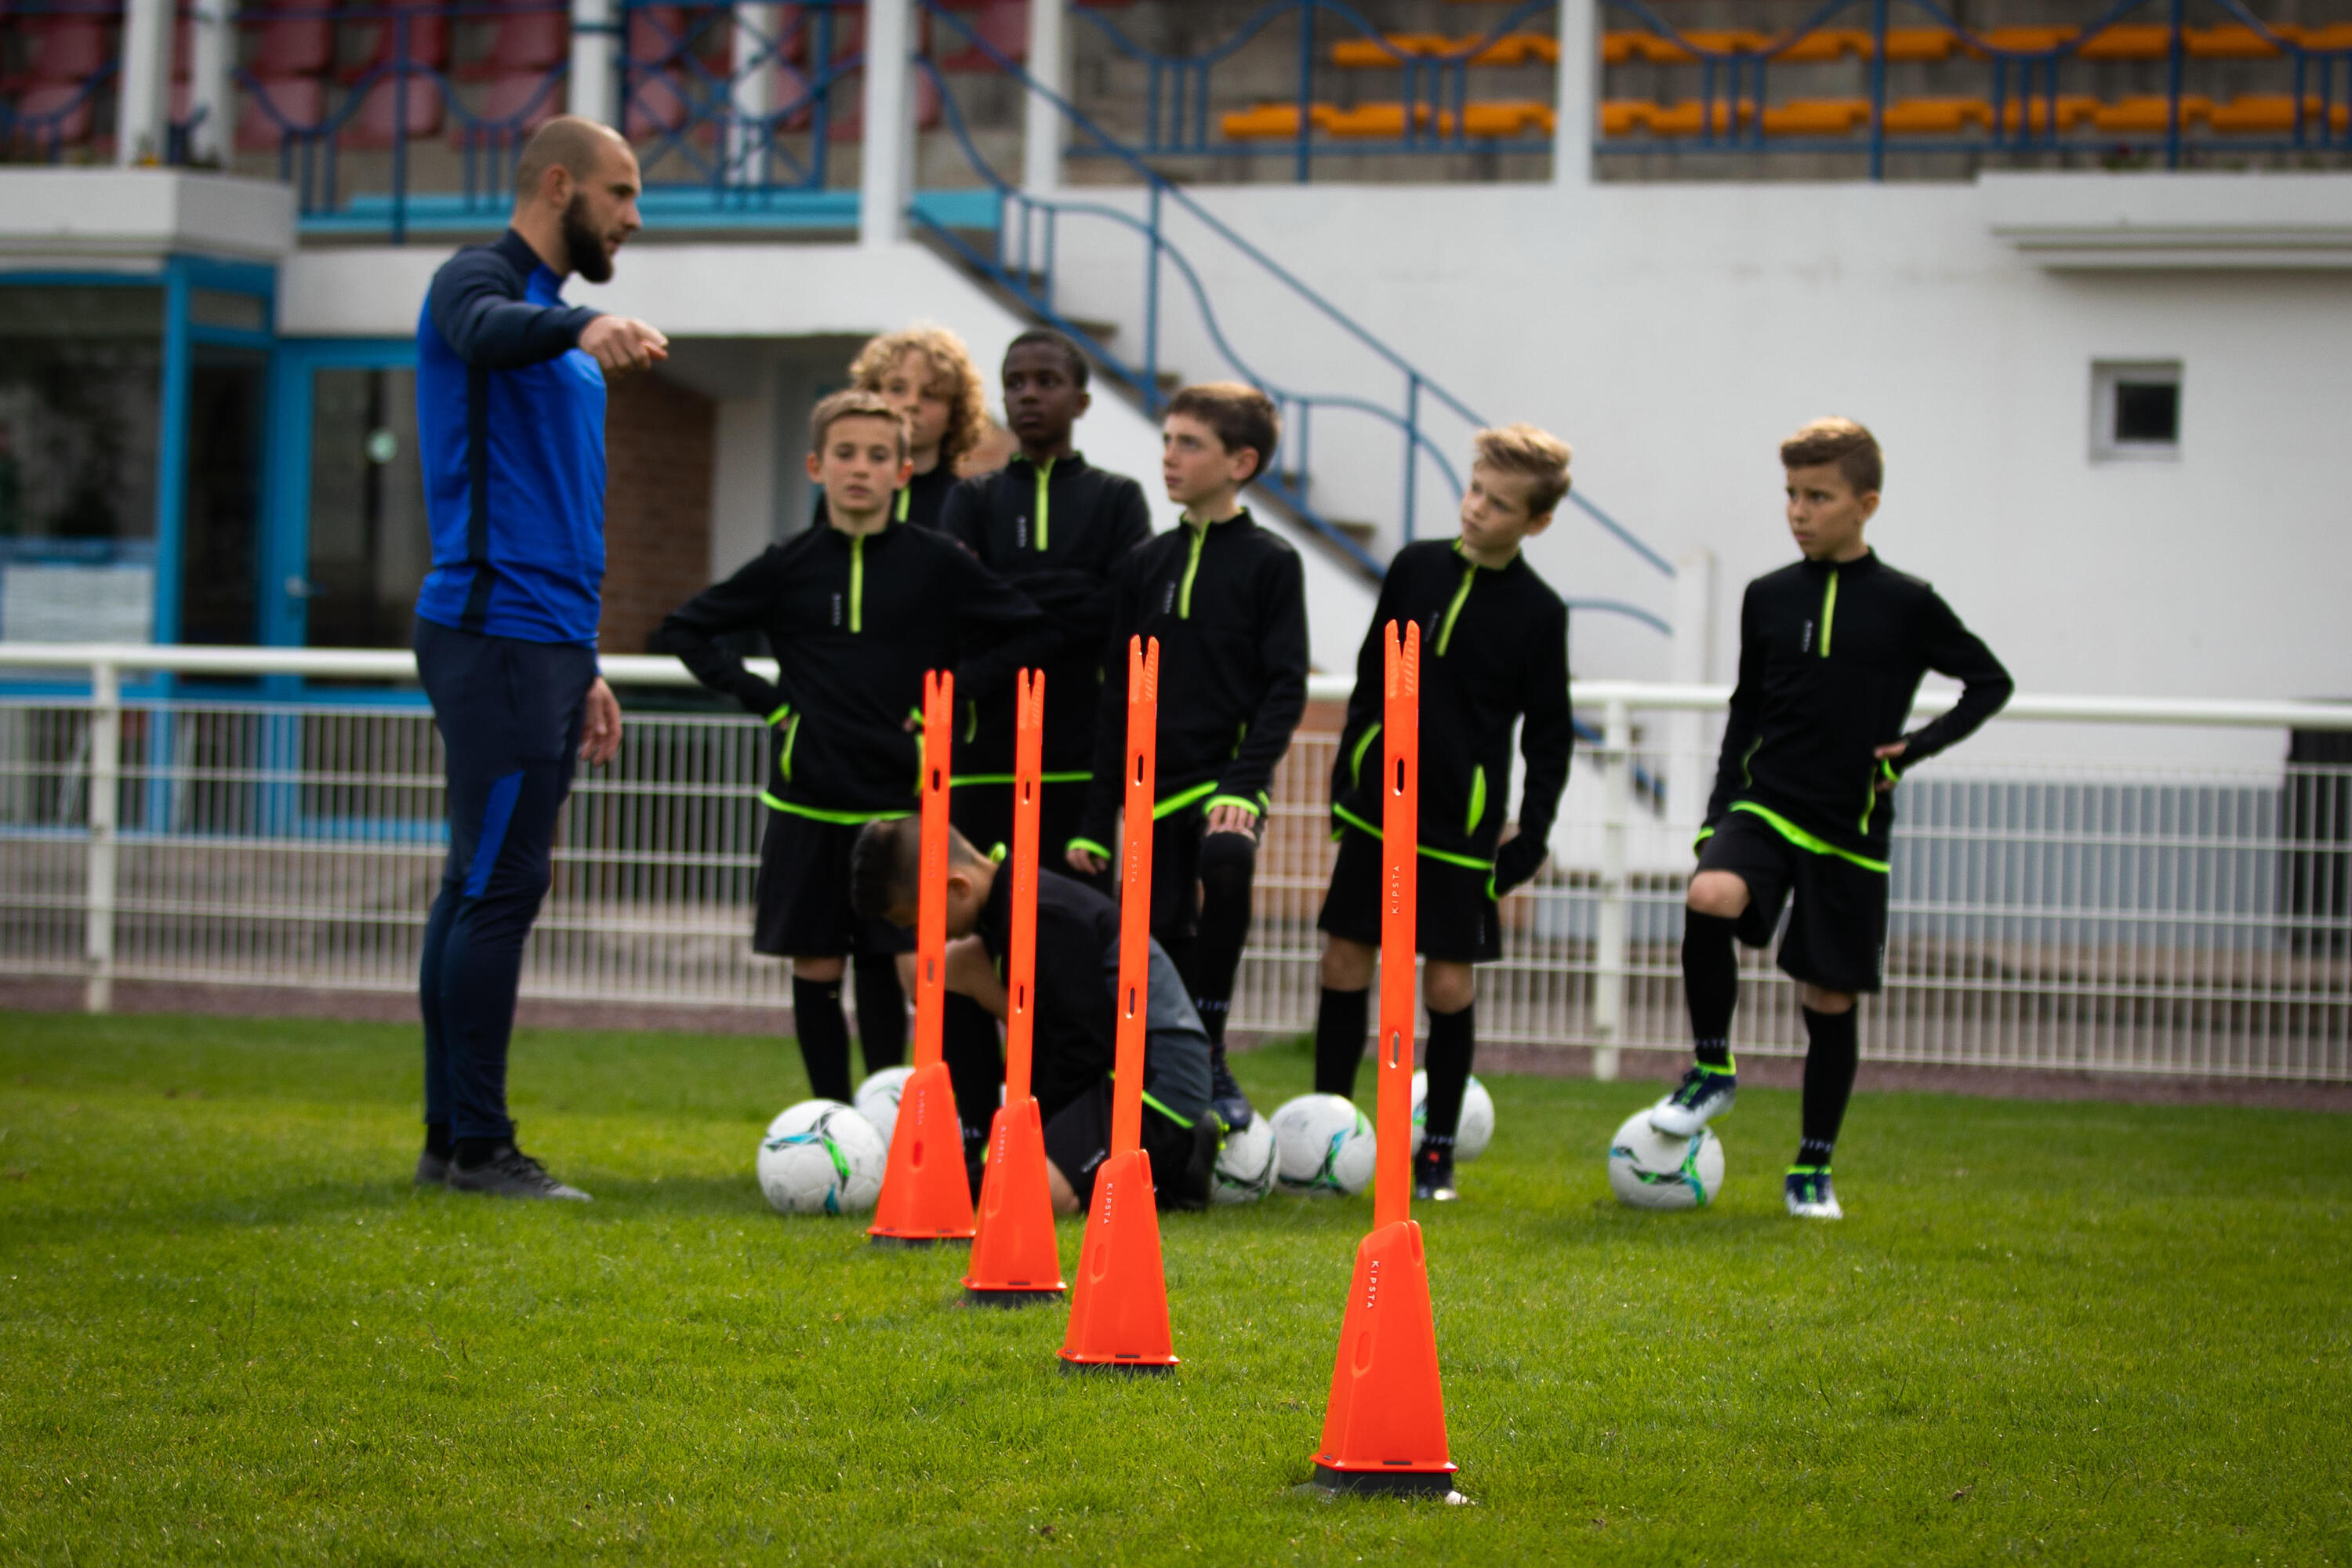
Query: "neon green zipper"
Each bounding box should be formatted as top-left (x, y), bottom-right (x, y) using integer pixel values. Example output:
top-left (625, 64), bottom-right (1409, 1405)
top-left (893, 488), bottom-right (909, 524)
top-left (1178, 523), bottom-right (1206, 619)
top-left (1465, 764), bottom-right (1486, 834)
top-left (1820, 568), bottom-right (1838, 657)
top-left (848, 535), bottom-right (864, 633)
top-left (1033, 456), bottom-right (1054, 550)
top-left (1436, 561), bottom-right (1475, 655)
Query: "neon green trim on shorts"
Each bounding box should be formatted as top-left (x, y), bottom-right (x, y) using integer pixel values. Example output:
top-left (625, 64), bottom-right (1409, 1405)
top-left (1331, 804), bottom-right (1496, 873)
top-left (758, 792), bottom-right (913, 826)
top-left (1728, 800), bottom-right (1890, 873)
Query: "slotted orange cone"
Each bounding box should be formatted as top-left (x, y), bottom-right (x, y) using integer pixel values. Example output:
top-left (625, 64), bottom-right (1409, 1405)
top-left (869, 668), bottom-right (978, 1247)
top-left (966, 668), bottom-right (1067, 1305)
top-left (1059, 637), bottom-right (1178, 1374)
top-left (1310, 621), bottom-right (1458, 1494)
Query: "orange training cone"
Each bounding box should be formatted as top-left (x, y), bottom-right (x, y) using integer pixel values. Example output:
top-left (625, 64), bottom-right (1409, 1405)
top-left (1311, 621), bottom-right (1458, 1495)
top-left (966, 669), bottom-right (1068, 1305)
top-left (869, 668), bottom-right (978, 1246)
top-left (1059, 637), bottom-right (1177, 1373)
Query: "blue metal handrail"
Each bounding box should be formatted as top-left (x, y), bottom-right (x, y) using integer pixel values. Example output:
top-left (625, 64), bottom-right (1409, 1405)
top-left (919, 1), bottom-right (1675, 606)
top-left (1072, 0), bottom-right (1559, 177)
top-left (1602, 0), bottom-right (2352, 176)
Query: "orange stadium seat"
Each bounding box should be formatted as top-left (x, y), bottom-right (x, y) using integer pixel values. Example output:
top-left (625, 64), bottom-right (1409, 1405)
top-left (1461, 99), bottom-right (1553, 135)
top-left (2206, 94), bottom-right (2350, 132)
top-left (2078, 26), bottom-right (2174, 61)
top-left (1679, 30), bottom-right (1767, 56)
top-left (1468, 33), bottom-right (1558, 66)
top-left (2092, 95), bottom-right (2212, 132)
top-left (1994, 96), bottom-right (2100, 133)
top-left (1221, 103), bottom-right (1308, 140)
top-left (1878, 97), bottom-right (1990, 134)
top-left (1646, 100), bottom-right (1750, 136)
top-left (1603, 31), bottom-right (1693, 64)
top-left (2187, 24), bottom-right (2292, 58)
top-left (1971, 27), bottom-right (2080, 55)
top-left (1599, 100), bottom-right (1650, 136)
top-left (1769, 28), bottom-right (1869, 62)
top-left (2296, 24), bottom-right (2352, 49)
top-left (1882, 28), bottom-right (1958, 61)
top-left (1761, 97), bottom-right (1870, 136)
top-left (1330, 33), bottom-right (1454, 67)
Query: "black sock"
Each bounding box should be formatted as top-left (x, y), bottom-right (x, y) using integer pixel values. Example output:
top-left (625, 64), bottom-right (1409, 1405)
top-left (1312, 986), bottom-right (1371, 1098)
top-left (1186, 829), bottom-right (1256, 1051)
top-left (1682, 910), bottom-right (1740, 1069)
top-left (1421, 1003), bottom-right (1475, 1143)
top-left (452, 1134), bottom-right (504, 1170)
top-left (941, 994), bottom-right (1004, 1142)
top-left (1196, 996), bottom-right (1231, 1052)
top-left (424, 1121), bottom-right (452, 1159)
top-left (1797, 1006), bottom-right (1860, 1167)
top-left (852, 956), bottom-right (907, 1073)
top-left (791, 975), bottom-right (853, 1102)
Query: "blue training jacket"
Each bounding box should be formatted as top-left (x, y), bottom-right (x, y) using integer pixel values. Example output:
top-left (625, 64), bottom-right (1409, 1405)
top-left (413, 229), bottom-right (608, 645)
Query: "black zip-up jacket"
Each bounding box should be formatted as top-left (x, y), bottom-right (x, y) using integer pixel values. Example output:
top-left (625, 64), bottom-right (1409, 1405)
top-left (1330, 539), bottom-right (1573, 895)
top-left (652, 521), bottom-right (1054, 820)
top-left (939, 451), bottom-right (1153, 778)
top-left (812, 460), bottom-right (958, 533)
top-left (1076, 509), bottom-right (1309, 851)
top-left (971, 860), bottom-right (1212, 1126)
top-left (1706, 550), bottom-right (2012, 865)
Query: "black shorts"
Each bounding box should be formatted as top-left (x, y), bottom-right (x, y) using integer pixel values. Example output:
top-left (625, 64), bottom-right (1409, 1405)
top-left (951, 778), bottom-right (1109, 896)
top-left (1147, 801), bottom-right (1265, 943)
top-left (1699, 808), bottom-right (1888, 994)
top-left (752, 808), bottom-right (917, 960)
top-left (1316, 826), bottom-right (1501, 963)
top-left (1041, 1080), bottom-right (1218, 1213)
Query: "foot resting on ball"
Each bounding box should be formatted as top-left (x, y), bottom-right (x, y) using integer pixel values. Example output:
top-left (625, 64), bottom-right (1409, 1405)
top-left (1208, 1051), bottom-right (1254, 1133)
top-left (1649, 1064), bottom-right (1737, 1136)
top-left (1784, 1165), bottom-right (1841, 1219)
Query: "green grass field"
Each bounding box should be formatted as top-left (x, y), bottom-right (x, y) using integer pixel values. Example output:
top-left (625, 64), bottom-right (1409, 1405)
top-left (2, 1011), bottom-right (2347, 1566)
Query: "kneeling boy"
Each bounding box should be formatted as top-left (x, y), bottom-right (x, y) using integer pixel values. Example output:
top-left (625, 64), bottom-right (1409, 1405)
top-left (849, 818), bottom-right (1219, 1214)
top-left (1312, 425), bottom-right (1575, 1202)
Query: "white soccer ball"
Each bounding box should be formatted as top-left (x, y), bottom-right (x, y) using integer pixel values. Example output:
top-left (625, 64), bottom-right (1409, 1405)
top-left (852, 1066), bottom-right (915, 1146)
top-left (1606, 1109), bottom-right (1726, 1210)
top-left (758, 1099), bottom-right (888, 1216)
top-left (1270, 1093), bottom-right (1377, 1197)
top-left (1408, 1072), bottom-right (1497, 1162)
top-left (1210, 1111), bottom-right (1277, 1204)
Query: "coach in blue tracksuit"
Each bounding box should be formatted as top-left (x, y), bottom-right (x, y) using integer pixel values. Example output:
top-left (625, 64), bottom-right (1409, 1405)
top-left (410, 116), bottom-right (668, 1202)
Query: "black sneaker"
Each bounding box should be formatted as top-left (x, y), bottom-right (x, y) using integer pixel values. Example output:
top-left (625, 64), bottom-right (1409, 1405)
top-left (1784, 1166), bottom-right (1842, 1219)
top-left (413, 1149), bottom-right (450, 1186)
top-left (1208, 1054), bottom-right (1254, 1133)
top-left (1413, 1140), bottom-right (1457, 1203)
top-left (1649, 1064), bottom-right (1737, 1137)
top-left (447, 1145), bottom-right (591, 1202)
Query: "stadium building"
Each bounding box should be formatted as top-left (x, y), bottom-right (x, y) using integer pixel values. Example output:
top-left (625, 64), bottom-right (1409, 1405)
top-left (2, 0), bottom-right (2347, 1076)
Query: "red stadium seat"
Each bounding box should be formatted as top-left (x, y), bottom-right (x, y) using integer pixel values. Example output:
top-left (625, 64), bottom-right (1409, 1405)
top-left (460, 2), bottom-right (567, 80)
top-left (457, 69), bottom-right (561, 138)
top-left (23, 16), bottom-right (112, 82)
top-left (345, 72), bottom-right (445, 145)
top-left (623, 69), bottom-right (689, 138)
top-left (339, 0), bottom-right (450, 84)
top-left (248, 8), bottom-right (333, 79)
top-left (236, 74), bottom-right (325, 150)
top-left (12, 81), bottom-right (97, 145)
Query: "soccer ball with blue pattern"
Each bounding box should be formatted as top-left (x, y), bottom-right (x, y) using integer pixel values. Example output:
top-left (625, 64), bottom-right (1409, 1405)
top-left (853, 1066), bottom-right (915, 1146)
top-left (1407, 1070), bottom-right (1495, 1161)
top-left (1606, 1108), bottom-right (1725, 1210)
top-left (1269, 1093), bottom-right (1377, 1197)
top-left (758, 1099), bottom-right (887, 1216)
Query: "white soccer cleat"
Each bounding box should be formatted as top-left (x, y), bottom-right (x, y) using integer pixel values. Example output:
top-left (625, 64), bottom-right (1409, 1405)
top-left (1648, 1065), bottom-right (1737, 1137)
top-left (1784, 1167), bottom-right (1842, 1219)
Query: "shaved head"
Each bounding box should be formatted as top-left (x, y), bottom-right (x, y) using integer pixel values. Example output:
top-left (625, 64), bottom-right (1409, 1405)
top-left (514, 115), bottom-right (630, 200)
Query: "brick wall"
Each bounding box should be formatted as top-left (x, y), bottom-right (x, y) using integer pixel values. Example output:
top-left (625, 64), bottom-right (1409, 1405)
top-left (599, 369), bottom-right (714, 654)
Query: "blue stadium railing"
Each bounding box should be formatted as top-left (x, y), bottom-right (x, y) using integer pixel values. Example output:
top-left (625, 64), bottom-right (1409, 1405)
top-left (916, 0), bottom-right (1674, 617)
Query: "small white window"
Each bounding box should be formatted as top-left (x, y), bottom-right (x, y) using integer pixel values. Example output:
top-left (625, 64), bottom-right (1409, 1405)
top-left (2091, 361), bottom-right (2182, 462)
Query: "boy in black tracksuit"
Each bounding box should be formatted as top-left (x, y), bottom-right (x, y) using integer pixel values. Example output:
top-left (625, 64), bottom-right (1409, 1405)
top-left (651, 390), bottom-right (1053, 1105)
top-left (1067, 383), bottom-right (1308, 1135)
top-left (1650, 418), bottom-right (2011, 1220)
top-left (850, 818), bottom-right (1219, 1212)
top-left (931, 330), bottom-right (1152, 1164)
top-left (1312, 425), bottom-right (1576, 1202)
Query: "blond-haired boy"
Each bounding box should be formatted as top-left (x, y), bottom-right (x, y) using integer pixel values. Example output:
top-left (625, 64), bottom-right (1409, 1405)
top-left (1312, 423), bottom-right (1576, 1201)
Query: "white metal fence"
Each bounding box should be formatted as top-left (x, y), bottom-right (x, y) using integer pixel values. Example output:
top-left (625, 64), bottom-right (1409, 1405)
top-left (3, 645), bottom-right (2348, 1083)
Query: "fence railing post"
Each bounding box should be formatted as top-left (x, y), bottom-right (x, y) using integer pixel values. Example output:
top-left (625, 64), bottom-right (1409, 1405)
top-left (859, 0), bottom-right (916, 247)
top-left (572, 0), bottom-right (617, 128)
top-left (1022, 0), bottom-right (1066, 192)
top-left (85, 660), bottom-right (121, 1015)
top-left (1553, 0), bottom-right (1596, 187)
top-left (1667, 548), bottom-right (1715, 830)
top-left (1592, 695), bottom-right (1630, 1080)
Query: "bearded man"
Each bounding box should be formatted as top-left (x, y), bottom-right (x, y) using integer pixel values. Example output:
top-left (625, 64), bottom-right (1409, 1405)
top-left (408, 116), bottom-right (667, 1200)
